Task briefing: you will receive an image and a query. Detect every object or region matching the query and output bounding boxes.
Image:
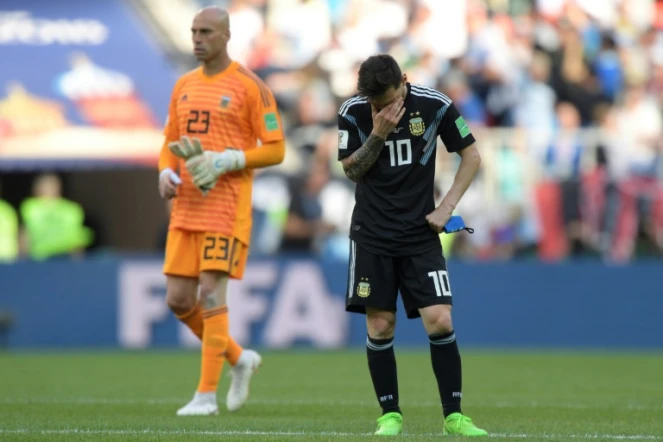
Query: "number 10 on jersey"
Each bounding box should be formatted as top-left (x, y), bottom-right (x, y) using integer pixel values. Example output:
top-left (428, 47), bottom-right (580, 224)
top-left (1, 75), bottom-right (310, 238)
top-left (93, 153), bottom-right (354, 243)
top-left (386, 139), bottom-right (412, 167)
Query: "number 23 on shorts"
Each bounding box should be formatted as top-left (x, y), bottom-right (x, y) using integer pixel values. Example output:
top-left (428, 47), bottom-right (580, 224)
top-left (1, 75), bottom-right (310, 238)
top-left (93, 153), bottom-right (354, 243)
top-left (201, 234), bottom-right (239, 274)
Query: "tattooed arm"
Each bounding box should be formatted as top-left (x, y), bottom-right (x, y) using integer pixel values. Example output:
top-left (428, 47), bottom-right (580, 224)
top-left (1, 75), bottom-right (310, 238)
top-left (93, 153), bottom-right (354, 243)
top-left (340, 96), bottom-right (406, 183)
top-left (341, 134), bottom-right (385, 182)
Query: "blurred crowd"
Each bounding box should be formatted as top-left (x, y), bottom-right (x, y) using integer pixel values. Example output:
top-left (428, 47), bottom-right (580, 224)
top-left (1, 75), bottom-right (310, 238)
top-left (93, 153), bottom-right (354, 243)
top-left (188, 0), bottom-right (662, 262)
top-left (2, 0), bottom-right (662, 263)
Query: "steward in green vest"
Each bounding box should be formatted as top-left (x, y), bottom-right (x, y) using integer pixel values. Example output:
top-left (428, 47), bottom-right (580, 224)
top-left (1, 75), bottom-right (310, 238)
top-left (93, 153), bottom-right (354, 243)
top-left (20, 174), bottom-right (93, 261)
top-left (0, 199), bottom-right (19, 262)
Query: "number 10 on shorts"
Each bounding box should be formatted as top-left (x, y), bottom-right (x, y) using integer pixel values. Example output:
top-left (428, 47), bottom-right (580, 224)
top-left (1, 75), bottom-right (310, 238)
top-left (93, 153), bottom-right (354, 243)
top-left (428, 270), bottom-right (452, 297)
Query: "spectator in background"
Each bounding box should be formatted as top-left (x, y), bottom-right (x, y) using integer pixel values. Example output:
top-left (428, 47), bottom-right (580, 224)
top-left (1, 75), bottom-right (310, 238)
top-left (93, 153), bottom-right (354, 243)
top-left (225, 0), bottom-right (266, 66)
top-left (442, 70), bottom-right (487, 127)
top-left (151, 0), bottom-right (663, 262)
top-left (494, 136), bottom-right (541, 259)
top-left (549, 20), bottom-right (606, 126)
top-left (0, 181), bottom-right (19, 263)
top-left (607, 77), bottom-right (663, 261)
top-left (594, 34), bottom-right (624, 102)
top-left (286, 76), bottom-right (338, 158)
top-left (516, 50), bottom-right (557, 150)
top-left (649, 51), bottom-right (663, 105)
top-left (615, 79), bottom-right (662, 180)
top-left (470, 12), bottom-right (523, 126)
top-left (544, 102), bottom-right (585, 256)
top-left (280, 156), bottom-right (336, 253)
top-left (582, 103), bottom-right (615, 252)
top-left (19, 174), bottom-right (93, 261)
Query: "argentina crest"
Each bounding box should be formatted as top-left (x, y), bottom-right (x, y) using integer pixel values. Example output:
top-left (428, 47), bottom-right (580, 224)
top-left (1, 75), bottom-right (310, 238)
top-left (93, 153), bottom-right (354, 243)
top-left (409, 111), bottom-right (425, 136)
top-left (357, 278), bottom-right (371, 298)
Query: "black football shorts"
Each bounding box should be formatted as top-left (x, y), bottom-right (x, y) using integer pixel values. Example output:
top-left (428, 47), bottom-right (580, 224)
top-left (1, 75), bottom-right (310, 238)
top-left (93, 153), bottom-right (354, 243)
top-left (345, 240), bottom-right (453, 319)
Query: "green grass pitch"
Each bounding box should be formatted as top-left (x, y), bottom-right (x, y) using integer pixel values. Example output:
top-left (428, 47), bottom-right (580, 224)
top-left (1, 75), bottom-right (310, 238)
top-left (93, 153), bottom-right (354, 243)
top-left (0, 350), bottom-right (662, 441)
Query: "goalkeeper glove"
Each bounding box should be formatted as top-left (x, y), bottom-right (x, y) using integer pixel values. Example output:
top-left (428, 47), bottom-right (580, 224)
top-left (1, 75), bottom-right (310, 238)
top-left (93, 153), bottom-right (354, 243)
top-left (184, 148), bottom-right (246, 190)
top-left (167, 136), bottom-right (211, 193)
top-left (168, 136), bottom-right (246, 191)
top-left (168, 135), bottom-right (203, 160)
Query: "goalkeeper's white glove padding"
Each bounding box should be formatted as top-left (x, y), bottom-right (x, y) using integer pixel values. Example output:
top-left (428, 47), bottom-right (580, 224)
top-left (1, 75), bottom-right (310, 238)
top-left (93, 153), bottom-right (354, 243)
top-left (185, 148), bottom-right (246, 190)
top-left (168, 136), bottom-right (203, 160)
top-left (167, 136), bottom-right (213, 193)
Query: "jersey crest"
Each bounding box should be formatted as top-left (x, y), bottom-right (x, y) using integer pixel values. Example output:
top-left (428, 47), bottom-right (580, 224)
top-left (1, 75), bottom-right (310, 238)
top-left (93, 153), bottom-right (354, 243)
top-left (357, 278), bottom-right (371, 298)
top-left (408, 111), bottom-right (425, 136)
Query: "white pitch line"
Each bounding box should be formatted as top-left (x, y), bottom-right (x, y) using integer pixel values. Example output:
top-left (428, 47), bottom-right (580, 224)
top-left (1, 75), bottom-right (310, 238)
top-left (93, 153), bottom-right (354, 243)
top-left (0, 397), bottom-right (661, 410)
top-left (0, 429), bottom-right (661, 440)
top-left (490, 434), bottom-right (662, 441)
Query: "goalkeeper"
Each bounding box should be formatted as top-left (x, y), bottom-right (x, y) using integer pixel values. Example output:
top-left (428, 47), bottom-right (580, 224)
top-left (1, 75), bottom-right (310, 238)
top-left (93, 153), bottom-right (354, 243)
top-left (157, 6), bottom-right (285, 416)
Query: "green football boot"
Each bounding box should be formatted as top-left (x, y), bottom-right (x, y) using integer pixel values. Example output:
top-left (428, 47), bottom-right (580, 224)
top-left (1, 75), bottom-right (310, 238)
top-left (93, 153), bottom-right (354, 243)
top-left (374, 412), bottom-right (403, 436)
top-left (443, 412), bottom-right (487, 436)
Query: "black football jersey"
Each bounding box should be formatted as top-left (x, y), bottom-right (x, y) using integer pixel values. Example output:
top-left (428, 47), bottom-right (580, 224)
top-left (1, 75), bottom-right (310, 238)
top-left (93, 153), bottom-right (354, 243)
top-left (337, 83), bottom-right (476, 256)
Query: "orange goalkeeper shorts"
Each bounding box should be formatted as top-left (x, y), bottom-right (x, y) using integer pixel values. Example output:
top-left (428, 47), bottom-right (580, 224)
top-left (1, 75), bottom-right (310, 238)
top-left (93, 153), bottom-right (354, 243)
top-left (163, 229), bottom-right (249, 279)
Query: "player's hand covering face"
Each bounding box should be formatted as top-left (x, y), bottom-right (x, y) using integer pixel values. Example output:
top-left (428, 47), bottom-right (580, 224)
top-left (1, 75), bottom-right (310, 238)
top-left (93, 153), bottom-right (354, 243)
top-left (371, 97), bottom-right (406, 139)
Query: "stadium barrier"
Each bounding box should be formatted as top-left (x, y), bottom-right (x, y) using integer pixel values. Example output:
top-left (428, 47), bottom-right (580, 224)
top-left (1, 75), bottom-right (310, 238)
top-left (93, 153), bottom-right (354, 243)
top-left (0, 256), bottom-right (661, 349)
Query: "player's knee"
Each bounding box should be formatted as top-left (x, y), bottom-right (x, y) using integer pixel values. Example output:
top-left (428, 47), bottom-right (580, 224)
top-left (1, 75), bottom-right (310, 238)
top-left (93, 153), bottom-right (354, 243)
top-left (198, 279), bottom-right (214, 298)
top-left (198, 282), bottom-right (216, 308)
top-left (366, 311), bottom-right (396, 339)
top-left (422, 307), bottom-right (453, 334)
top-left (166, 276), bottom-right (199, 315)
top-left (198, 271), bottom-right (229, 308)
top-left (166, 289), bottom-right (197, 315)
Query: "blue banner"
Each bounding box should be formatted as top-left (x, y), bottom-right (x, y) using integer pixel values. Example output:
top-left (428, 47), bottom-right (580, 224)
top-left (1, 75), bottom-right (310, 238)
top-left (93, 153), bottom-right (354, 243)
top-left (0, 0), bottom-right (177, 169)
top-left (0, 256), bottom-right (662, 349)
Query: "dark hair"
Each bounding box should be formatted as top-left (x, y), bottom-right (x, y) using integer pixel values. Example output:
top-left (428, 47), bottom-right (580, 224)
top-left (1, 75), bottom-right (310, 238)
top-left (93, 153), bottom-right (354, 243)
top-left (357, 54), bottom-right (402, 99)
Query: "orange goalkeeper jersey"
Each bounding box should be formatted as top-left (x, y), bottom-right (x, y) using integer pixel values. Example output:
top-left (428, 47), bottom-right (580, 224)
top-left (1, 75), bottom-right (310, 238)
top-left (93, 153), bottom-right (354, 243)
top-left (163, 62), bottom-right (284, 245)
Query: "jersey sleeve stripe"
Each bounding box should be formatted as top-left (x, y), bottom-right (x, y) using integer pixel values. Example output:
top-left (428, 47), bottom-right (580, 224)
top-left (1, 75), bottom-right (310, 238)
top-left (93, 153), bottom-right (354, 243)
top-left (339, 97), bottom-right (360, 115)
top-left (339, 97), bottom-right (368, 116)
top-left (420, 105), bottom-right (450, 166)
top-left (410, 84), bottom-right (450, 99)
top-left (423, 104), bottom-right (450, 141)
top-left (237, 66), bottom-right (271, 107)
top-left (410, 90), bottom-right (451, 105)
top-left (410, 85), bottom-right (451, 105)
top-left (342, 114), bottom-right (367, 143)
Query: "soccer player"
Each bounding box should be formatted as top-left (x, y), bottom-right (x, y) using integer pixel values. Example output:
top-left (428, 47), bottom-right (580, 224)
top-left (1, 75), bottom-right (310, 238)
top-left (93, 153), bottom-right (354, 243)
top-left (157, 6), bottom-right (285, 416)
top-left (338, 54), bottom-right (487, 436)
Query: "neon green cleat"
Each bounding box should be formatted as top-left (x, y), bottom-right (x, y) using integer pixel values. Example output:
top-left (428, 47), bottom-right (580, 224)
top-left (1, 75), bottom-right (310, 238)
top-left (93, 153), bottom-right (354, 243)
top-left (443, 413), bottom-right (487, 436)
top-left (374, 412), bottom-right (403, 436)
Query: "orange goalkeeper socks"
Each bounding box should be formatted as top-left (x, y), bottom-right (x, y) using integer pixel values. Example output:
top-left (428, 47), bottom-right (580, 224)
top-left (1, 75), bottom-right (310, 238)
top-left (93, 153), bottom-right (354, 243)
top-left (226, 335), bottom-right (243, 366)
top-left (176, 303), bottom-right (204, 339)
top-left (176, 302), bottom-right (243, 366)
top-left (197, 306), bottom-right (229, 393)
